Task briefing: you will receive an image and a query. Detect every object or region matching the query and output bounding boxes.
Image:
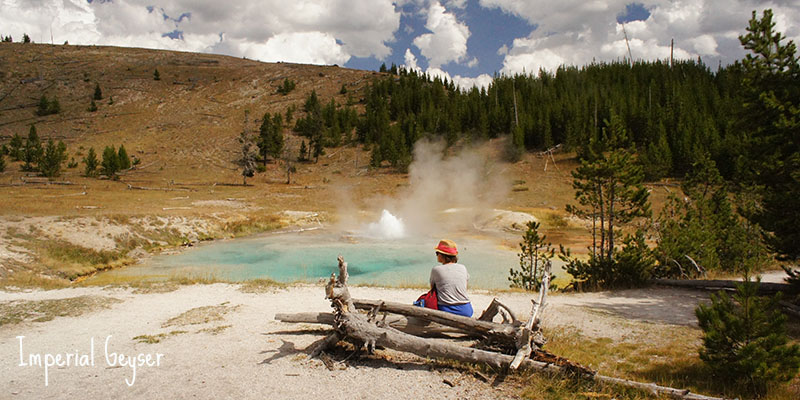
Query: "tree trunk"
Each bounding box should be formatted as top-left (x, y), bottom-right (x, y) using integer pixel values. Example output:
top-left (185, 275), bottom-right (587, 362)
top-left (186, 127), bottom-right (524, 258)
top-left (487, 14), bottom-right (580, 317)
top-left (607, 182), bottom-right (615, 260)
top-left (351, 299), bottom-right (533, 347)
top-left (598, 184), bottom-right (605, 259)
top-left (275, 312), bottom-right (467, 337)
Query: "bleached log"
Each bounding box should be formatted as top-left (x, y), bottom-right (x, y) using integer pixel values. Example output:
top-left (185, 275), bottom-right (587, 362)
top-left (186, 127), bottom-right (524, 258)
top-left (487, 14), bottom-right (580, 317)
top-left (325, 255), bottom-right (355, 312)
top-left (478, 298), bottom-right (520, 324)
top-left (308, 332), bottom-right (342, 358)
top-left (275, 312), bottom-right (336, 325)
top-left (318, 255), bottom-right (725, 400)
top-left (594, 374), bottom-right (725, 400)
top-left (510, 263), bottom-right (550, 370)
top-left (352, 299), bottom-right (537, 346)
top-left (333, 311), bottom-right (723, 400)
top-left (275, 312), bottom-right (465, 337)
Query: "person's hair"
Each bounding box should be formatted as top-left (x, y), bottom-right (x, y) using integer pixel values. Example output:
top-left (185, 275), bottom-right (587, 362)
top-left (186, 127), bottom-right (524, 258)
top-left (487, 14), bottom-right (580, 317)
top-left (438, 252), bottom-right (458, 264)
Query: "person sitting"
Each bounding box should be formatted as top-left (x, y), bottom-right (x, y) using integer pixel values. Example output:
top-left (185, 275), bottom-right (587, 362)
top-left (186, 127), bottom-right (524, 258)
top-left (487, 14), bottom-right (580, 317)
top-left (428, 239), bottom-right (473, 317)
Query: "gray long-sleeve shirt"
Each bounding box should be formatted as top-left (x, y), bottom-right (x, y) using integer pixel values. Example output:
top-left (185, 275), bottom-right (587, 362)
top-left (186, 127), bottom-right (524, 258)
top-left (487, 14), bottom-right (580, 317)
top-left (430, 263), bottom-right (470, 305)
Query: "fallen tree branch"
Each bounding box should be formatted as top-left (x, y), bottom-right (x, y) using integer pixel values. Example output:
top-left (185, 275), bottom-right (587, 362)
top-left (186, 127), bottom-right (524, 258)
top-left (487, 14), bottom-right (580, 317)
top-left (127, 184), bottom-right (193, 192)
top-left (308, 332), bottom-right (342, 359)
top-left (334, 306), bottom-right (723, 399)
top-left (275, 312), bottom-right (466, 337)
top-left (478, 298), bottom-right (520, 324)
top-left (352, 298), bottom-right (534, 347)
top-left (511, 262), bottom-right (551, 370)
top-left (286, 255), bottom-right (727, 400)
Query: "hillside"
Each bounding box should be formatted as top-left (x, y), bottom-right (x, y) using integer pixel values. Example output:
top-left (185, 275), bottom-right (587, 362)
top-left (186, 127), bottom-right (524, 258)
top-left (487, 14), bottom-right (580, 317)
top-left (0, 42), bottom-right (382, 209)
top-left (0, 43), bottom-right (639, 285)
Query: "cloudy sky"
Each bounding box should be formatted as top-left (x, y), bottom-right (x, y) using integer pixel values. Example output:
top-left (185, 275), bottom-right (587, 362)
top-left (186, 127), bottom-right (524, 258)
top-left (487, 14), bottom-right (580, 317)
top-left (2, 0), bottom-right (799, 88)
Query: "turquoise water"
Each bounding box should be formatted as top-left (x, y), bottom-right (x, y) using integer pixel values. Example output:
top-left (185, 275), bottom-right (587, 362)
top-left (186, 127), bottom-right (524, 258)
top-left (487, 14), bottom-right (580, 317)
top-left (99, 231), bottom-right (534, 289)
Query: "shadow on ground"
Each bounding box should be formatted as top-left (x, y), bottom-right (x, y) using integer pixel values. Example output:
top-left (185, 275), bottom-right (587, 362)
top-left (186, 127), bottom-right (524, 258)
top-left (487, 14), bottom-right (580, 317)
top-left (557, 287), bottom-right (711, 326)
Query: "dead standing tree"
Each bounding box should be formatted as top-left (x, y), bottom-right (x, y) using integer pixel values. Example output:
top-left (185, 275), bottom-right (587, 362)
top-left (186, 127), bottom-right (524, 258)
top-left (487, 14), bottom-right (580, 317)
top-left (276, 256), bottom-right (725, 400)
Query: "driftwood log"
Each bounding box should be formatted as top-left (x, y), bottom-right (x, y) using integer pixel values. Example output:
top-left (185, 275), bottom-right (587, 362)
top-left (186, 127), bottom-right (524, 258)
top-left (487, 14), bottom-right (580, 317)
top-left (276, 255), bottom-right (726, 400)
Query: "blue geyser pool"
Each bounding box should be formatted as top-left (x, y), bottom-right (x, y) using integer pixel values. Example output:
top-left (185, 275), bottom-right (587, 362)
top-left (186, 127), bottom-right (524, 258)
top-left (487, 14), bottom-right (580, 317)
top-left (99, 230), bottom-right (527, 289)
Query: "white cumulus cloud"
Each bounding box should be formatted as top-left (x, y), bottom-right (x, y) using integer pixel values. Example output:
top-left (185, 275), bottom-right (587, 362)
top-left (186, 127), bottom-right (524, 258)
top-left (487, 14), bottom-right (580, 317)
top-left (412, 1), bottom-right (470, 68)
top-left (481, 0), bottom-right (800, 74)
top-left (0, 0), bottom-right (401, 66)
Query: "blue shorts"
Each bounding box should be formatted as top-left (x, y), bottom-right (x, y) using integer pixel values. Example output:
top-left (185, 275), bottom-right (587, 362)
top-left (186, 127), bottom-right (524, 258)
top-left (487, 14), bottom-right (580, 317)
top-left (438, 302), bottom-right (473, 317)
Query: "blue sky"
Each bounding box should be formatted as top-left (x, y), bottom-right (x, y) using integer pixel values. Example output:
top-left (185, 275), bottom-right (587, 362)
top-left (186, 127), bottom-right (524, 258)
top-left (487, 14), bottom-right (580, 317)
top-left (2, 0), bottom-right (799, 88)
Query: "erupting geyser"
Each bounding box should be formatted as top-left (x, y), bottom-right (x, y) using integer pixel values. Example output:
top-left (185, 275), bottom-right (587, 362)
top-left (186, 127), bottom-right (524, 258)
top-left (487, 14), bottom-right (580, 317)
top-left (367, 209), bottom-right (406, 240)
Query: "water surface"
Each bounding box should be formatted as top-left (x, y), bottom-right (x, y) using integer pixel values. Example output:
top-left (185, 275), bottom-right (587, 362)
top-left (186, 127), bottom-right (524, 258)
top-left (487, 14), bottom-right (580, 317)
top-left (99, 231), bottom-right (539, 289)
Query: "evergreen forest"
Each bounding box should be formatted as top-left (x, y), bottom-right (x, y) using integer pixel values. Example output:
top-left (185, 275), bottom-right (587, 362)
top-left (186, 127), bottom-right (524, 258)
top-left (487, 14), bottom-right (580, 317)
top-left (359, 58), bottom-right (743, 180)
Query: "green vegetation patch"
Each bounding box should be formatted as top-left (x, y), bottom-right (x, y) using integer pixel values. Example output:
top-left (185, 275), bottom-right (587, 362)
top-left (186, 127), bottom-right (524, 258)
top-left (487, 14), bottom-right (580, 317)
top-left (0, 295), bottom-right (122, 325)
top-left (238, 278), bottom-right (286, 293)
top-left (161, 303), bottom-right (238, 328)
top-left (197, 324), bottom-right (231, 335)
top-left (133, 330), bottom-right (187, 344)
top-left (222, 215), bottom-right (283, 238)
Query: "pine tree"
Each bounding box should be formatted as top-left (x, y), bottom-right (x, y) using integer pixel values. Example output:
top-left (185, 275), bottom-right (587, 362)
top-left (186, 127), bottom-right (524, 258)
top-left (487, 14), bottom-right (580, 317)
top-left (83, 147), bottom-right (99, 177)
top-left (269, 113), bottom-right (284, 160)
top-left (285, 105), bottom-right (294, 125)
top-left (153, 69), bottom-right (161, 81)
top-left (277, 78), bottom-right (295, 95)
top-left (101, 146), bottom-right (119, 178)
top-left (93, 83), bottom-right (103, 100)
top-left (22, 125), bottom-right (43, 172)
top-left (298, 140), bottom-right (308, 162)
top-left (88, 99), bottom-right (97, 112)
top-left (737, 9), bottom-right (800, 262)
top-left (36, 95), bottom-right (50, 116)
top-left (48, 98), bottom-right (60, 114)
top-left (37, 139), bottom-right (67, 177)
top-left (22, 33), bottom-right (30, 43)
top-left (257, 113), bottom-right (284, 165)
top-left (0, 153), bottom-right (5, 173)
top-left (696, 277), bottom-right (800, 395)
top-left (8, 133), bottom-right (23, 161)
top-left (236, 112), bottom-right (256, 185)
top-left (562, 113), bottom-right (653, 289)
top-left (509, 221), bottom-right (555, 291)
top-left (117, 145), bottom-right (130, 170)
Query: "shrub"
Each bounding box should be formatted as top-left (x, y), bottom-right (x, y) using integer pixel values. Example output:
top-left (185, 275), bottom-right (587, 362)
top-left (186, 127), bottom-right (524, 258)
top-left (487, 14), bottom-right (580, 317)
top-left (36, 95), bottom-right (60, 116)
top-left (561, 230), bottom-right (654, 290)
top-left (509, 221), bottom-right (556, 291)
top-left (696, 278), bottom-right (800, 395)
top-left (277, 78), bottom-right (295, 95)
